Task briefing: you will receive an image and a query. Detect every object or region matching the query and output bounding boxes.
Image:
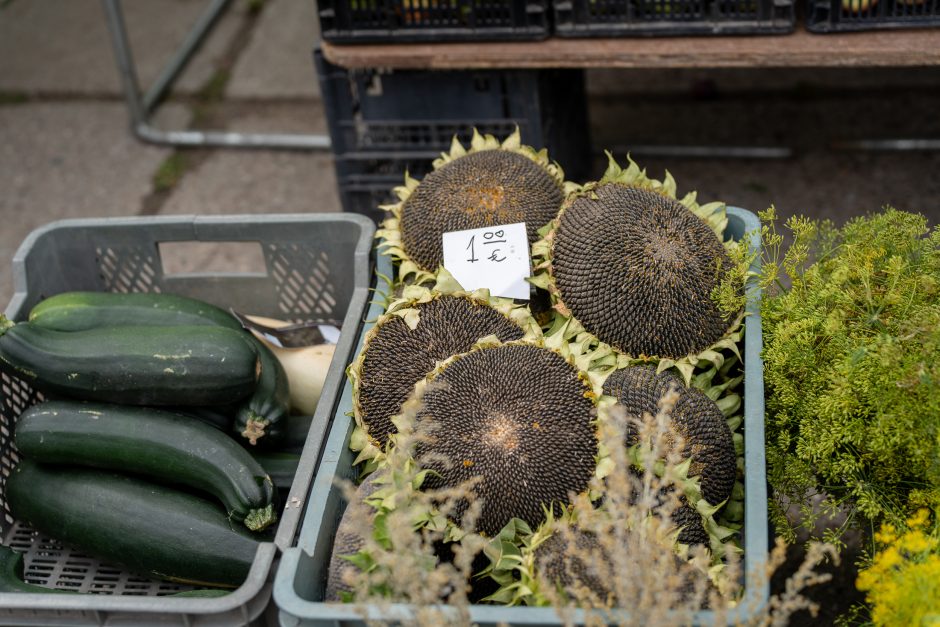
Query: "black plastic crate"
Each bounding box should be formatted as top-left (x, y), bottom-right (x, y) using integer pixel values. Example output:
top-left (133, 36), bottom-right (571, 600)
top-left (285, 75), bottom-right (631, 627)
top-left (315, 49), bottom-right (591, 223)
top-left (318, 0), bottom-right (550, 43)
top-left (806, 0), bottom-right (939, 31)
top-left (554, 0), bottom-right (795, 35)
top-left (334, 154), bottom-right (436, 223)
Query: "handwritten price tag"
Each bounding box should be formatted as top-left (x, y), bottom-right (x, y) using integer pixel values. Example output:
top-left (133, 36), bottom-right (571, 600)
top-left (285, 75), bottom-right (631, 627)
top-left (441, 222), bottom-right (530, 300)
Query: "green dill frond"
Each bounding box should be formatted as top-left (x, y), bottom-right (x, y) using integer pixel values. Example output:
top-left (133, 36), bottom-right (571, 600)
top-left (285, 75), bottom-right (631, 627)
top-left (761, 207), bottom-right (940, 541)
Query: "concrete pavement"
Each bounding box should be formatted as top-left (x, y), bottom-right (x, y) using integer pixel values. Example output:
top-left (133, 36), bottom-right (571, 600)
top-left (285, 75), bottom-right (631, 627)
top-left (3, 0), bottom-right (940, 309)
top-left (0, 0), bottom-right (336, 305)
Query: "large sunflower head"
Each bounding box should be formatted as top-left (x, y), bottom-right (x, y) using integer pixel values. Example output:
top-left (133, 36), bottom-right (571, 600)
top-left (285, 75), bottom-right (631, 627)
top-left (346, 272), bottom-right (542, 465)
top-left (377, 128), bottom-right (572, 286)
top-left (407, 338), bottom-right (602, 537)
top-left (530, 153), bottom-right (747, 384)
top-left (373, 333), bottom-right (618, 538)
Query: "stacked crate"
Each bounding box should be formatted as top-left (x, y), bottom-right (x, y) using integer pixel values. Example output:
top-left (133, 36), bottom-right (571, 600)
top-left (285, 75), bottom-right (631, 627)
top-left (806, 0), bottom-right (940, 31)
top-left (315, 50), bottom-right (591, 223)
top-left (318, 0), bottom-right (551, 42)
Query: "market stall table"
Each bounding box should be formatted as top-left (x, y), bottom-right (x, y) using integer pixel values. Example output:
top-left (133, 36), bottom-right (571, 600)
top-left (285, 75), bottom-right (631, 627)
top-left (322, 29), bottom-right (940, 69)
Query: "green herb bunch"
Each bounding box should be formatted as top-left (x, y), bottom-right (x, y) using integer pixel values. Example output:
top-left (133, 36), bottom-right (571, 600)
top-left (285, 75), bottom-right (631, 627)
top-left (760, 207), bottom-right (940, 543)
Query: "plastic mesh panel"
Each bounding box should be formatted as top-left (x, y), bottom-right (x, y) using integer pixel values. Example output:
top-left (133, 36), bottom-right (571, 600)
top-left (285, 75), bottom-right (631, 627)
top-left (268, 246), bottom-right (341, 323)
top-left (583, 0), bottom-right (751, 20)
top-left (343, 121), bottom-right (526, 152)
top-left (386, 0), bottom-right (509, 28)
top-left (807, 0), bottom-right (938, 30)
top-left (557, 0), bottom-right (794, 34)
top-left (320, 0), bottom-right (549, 43)
top-left (0, 373), bottom-right (37, 531)
top-left (842, 0), bottom-right (938, 20)
top-left (4, 523), bottom-right (192, 595)
top-left (96, 246), bottom-right (161, 294)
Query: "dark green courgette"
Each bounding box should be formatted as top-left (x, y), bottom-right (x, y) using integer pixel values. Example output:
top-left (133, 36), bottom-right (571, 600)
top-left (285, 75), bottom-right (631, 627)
top-left (0, 546), bottom-right (74, 594)
top-left (0, 317), bottom-right (259, 406)
top-left (250, 451), bottom-right (301, 489)
top-left (7, 460), bottom-right (260, 587)
top-left (28, 291), bottom-right (242, 332)
top-left (169, 405), bottom-right (235, 432)
top-left (234, 337), bottom-right (289, 447)
top-left (15, 401), bottom-right (277, 531)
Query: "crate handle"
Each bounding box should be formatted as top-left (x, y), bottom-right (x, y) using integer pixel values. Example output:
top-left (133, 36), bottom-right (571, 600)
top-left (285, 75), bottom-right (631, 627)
top-left (158, 241), bottom-right (268, 277)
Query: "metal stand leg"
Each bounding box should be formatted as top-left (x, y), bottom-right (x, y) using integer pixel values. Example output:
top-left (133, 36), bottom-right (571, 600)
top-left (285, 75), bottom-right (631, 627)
top-left (612, 145), bottom-right (793, 159)
top-left (833, 138), bottom-right (940, 152)
top-left (101, 0), bottom-right (331, 151)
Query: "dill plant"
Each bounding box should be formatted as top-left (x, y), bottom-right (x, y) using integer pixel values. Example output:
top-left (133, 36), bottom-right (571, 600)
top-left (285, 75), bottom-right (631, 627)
top-left (759, 207), bottom-right (940, 542)
top-left (855, 509), bottom-right (940, 626)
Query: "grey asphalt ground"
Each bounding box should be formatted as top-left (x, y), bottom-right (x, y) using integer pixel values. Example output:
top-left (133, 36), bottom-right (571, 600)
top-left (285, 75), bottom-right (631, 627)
top-left (1, 5), bottom-right (938, 620)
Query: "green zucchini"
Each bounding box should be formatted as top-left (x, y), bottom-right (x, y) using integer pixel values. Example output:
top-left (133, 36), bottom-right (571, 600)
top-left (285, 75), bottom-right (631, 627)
top-left (28, 291), bottom-right (242, 332)
top-left (169, 405), bottom-right (235, 432)
top-left (0, 546), bottom-right (74, 594)
top-left (15, 400), bottom-right (278, 531)
top-left (251, 451), bottom-right (301, 489)
top-left (7, 460), bottom-right (260, 587)
top-left (0, 317), bottom-right (259, 406)
top-left (234, 337), bottom-right (289, 447)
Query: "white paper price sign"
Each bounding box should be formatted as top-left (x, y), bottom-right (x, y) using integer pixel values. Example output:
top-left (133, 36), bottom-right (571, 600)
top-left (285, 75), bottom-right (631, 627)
top-left (442, 222), bottom-right (530, 300)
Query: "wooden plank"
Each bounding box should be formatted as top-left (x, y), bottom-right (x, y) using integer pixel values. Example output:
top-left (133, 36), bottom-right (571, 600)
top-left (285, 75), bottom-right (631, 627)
top-left (322, 30), bottom-right (940, 70)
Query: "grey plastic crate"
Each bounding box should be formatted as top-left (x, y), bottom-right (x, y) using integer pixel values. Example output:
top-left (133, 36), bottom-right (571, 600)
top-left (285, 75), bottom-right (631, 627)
top-left (0, 214), bottom-right (375, 626)
top-left (274, 207), bottom-right (770, 626)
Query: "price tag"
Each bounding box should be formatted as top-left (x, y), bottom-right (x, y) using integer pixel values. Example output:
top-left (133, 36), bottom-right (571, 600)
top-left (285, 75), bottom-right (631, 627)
top-left (442, 222), bottom-right (530, 300)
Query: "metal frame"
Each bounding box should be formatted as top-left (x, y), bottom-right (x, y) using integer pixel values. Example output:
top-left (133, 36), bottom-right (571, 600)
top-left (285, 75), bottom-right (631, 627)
top-left (833, 138), bottom-right (940, 152)
top-left (101, 0), bottom-right (331, 151)
top-left (102, 0), bottom-right (934, 157)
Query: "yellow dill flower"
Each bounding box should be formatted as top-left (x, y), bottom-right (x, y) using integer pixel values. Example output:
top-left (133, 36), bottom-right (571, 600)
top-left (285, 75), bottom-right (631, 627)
top-left (875, 524), bottom-right (897, 545)
top-left (908, 509), bottom-right (931, 529)
top-left (899, 531), bottom-right (933, 555)
top-left (858, 510), bottom-right (940, 626)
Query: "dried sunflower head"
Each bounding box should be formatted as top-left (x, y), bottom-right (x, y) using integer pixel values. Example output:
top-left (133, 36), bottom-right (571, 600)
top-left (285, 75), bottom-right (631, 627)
top-left (378, 128), bottom-right (572, 286)
top-left (531, 153), bottom-right (746, 385)
top-left (347, 274), bottom-right (541, 464)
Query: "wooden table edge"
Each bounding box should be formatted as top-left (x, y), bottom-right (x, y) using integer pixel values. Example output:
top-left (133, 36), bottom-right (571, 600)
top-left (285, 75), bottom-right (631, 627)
top-left (321, 30), bottom-right (940, 70)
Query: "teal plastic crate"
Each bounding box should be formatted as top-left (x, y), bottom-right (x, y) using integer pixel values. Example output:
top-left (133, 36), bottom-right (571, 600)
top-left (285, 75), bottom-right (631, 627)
top-left (274, 207), bottom-right (768, 626)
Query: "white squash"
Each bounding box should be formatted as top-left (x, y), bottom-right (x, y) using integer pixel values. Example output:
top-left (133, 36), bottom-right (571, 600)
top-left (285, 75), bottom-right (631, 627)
top-left (245, 315), bottom-right (336, 416)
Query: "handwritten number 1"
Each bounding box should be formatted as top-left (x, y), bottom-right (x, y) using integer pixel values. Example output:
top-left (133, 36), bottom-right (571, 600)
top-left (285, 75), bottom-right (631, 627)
top-left (466, 235), bottom-right (478, 263)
